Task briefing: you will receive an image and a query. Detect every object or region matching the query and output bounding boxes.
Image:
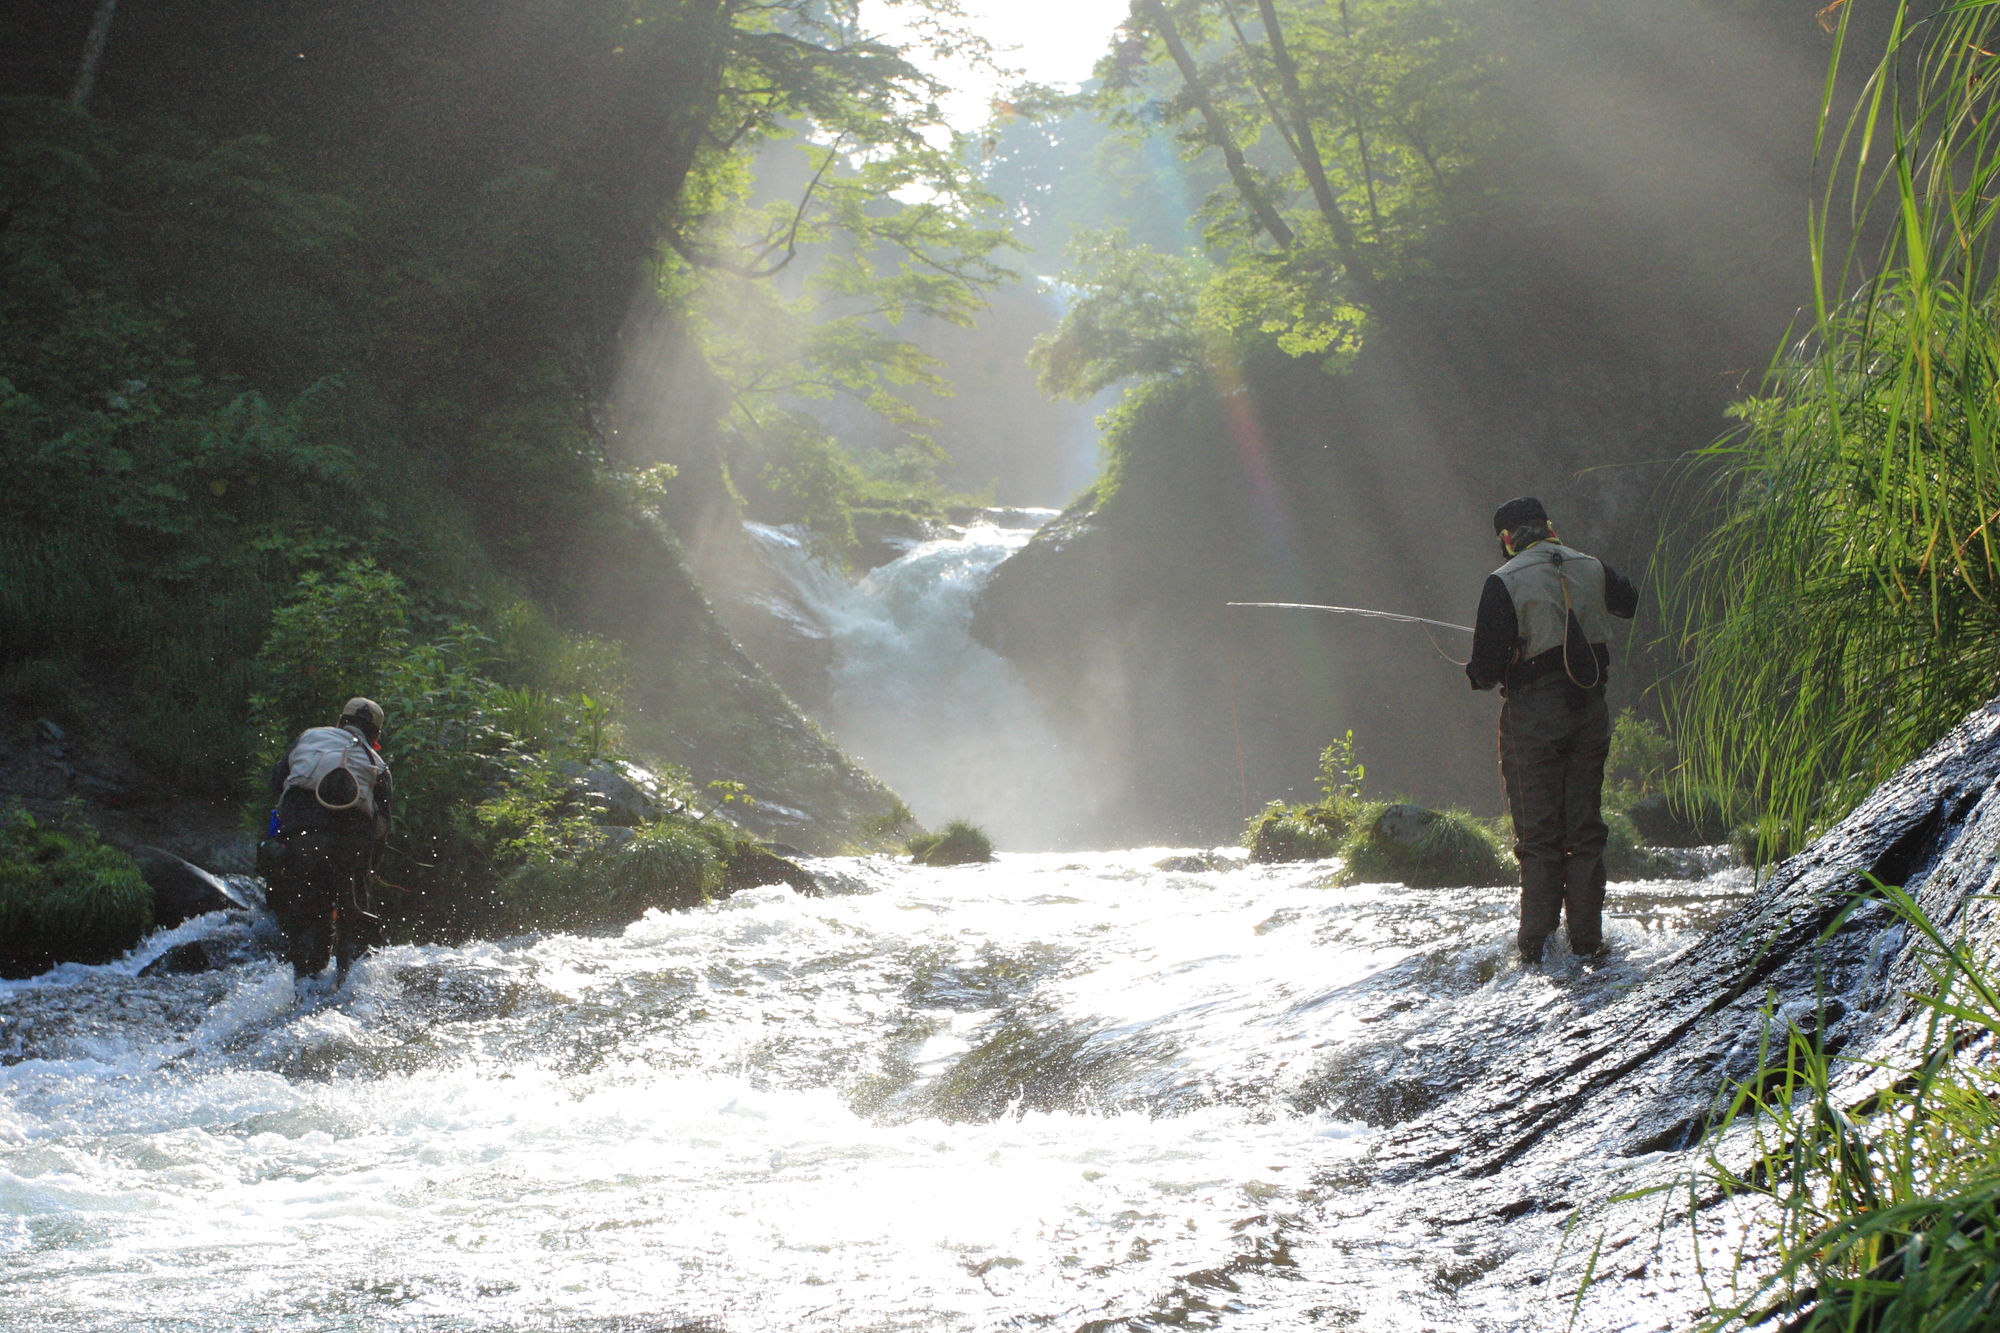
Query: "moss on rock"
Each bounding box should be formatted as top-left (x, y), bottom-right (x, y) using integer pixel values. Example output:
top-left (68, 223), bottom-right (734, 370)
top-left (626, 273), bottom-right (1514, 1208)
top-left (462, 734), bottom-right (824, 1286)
top-left (0, 807), bottom-right (154, 978)
top-left (1336, 803), bottom-right (1515, 889)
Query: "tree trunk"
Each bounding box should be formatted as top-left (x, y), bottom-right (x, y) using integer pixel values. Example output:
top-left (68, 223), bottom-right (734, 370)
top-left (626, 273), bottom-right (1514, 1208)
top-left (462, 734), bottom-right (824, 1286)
top-left (1254, 0), bottom-right (1381, 303)
top-left (1138, 0), bottom-right (1295, 250)
top-left (69, 0), bottom-right (119, 110)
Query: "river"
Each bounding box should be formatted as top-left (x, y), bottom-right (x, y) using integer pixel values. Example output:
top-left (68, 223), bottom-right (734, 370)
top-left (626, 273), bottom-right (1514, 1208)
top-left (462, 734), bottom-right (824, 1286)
top-left (3, 516), bottom-right (1757, 1330)
top-left (0, 853), bottom-right (1748, 1331)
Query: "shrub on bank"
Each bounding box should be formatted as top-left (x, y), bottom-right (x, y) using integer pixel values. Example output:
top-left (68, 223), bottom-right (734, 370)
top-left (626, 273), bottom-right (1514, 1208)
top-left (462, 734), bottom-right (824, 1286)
top-left (494, 818), bottom-right (745, 931)
top-left (250, 561), bottom-right (797, 942)
top-left (0, 808), bottom-right (153, 978)
top-left (909, 819), bottom-right (994, 866)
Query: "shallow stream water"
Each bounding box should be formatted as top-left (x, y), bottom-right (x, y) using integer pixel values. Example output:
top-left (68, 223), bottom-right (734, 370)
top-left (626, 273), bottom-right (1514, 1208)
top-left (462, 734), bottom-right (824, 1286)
top-left (1, 853), bottom-right (1749, 1331)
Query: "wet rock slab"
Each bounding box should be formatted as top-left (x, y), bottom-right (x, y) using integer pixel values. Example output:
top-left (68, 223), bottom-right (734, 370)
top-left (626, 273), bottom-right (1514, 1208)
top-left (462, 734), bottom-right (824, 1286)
top-left (1366, 696), bottom-right (2000, 1324)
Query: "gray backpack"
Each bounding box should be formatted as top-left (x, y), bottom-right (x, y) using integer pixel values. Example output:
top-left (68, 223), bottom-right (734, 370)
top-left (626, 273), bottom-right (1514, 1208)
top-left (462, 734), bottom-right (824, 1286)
top-left (284, 726), bottom-right (386, 814)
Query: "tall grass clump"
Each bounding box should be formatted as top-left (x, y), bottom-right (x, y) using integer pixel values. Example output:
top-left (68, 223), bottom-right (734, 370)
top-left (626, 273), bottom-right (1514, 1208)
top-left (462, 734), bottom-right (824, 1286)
top-left (1665, 1), bottom-right (2000, 854)
top-left (1695, 884), bottom-right (2000, 1332)
top-left (1334, 803), bottom-right (1513, 888)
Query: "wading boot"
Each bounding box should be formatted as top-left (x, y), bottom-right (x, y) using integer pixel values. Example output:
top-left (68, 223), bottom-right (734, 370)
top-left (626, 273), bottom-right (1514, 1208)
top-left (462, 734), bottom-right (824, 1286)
top-left (1516, 859), bottom-right (1566, 965)
top-left (1562, 853), bottom-right (1608, 958)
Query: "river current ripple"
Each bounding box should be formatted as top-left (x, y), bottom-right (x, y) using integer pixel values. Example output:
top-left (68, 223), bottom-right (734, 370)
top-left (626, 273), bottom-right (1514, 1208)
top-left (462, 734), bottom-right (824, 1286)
top-left (0, 852), bottom-right (1748, 1331)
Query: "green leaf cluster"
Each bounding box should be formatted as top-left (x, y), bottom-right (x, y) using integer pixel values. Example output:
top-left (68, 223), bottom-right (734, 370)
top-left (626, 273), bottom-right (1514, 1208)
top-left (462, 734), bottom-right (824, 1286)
top-left (661, 2), bottom-right (1016, 548)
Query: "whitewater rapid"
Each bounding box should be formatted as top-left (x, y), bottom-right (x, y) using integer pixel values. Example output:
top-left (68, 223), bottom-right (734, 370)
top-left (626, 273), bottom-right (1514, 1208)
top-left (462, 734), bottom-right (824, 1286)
top-left (0, 852), bottom-right (1749, 1331)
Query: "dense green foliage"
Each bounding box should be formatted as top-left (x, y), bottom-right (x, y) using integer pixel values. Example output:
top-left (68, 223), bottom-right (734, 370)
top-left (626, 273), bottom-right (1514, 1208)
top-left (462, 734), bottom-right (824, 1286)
top-left (0, 807), bottom-right (152, 978)
top-left (641, 0), bottom-right (1017, 554)
top-left (1666, 2), bottom-right (2000, 851)
top-left (908, 819), bottom-right (995, 866)
top-left (0, 0), bottom-right (983, 923)
top-left (1026, 0), bottom-right (1499, 436)
top-left (248, 560), bottom-right (762, 940)
top-left (1696, 886), bottom-right (2000, 1332)
top-left (493, 819), bottom-right (749, 932)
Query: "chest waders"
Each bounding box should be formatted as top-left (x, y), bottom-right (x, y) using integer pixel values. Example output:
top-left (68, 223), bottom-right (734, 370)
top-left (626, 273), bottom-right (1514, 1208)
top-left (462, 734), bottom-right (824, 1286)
top-left (1492, 542), bottom-right (1613, 964)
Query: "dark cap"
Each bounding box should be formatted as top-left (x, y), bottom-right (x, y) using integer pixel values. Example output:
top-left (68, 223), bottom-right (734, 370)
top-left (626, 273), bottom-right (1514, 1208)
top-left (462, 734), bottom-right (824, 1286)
top-left (340, 697), bottom-right (384, 737)
top-left (1492, 496), bottom-right (1549, 535)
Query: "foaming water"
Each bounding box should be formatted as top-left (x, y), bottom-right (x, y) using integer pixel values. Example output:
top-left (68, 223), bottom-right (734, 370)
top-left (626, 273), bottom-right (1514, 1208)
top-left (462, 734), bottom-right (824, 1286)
top-left (745, 519), bottom-right (1091, 848)
top-left (0, 854), bottom-right (1750, 1331)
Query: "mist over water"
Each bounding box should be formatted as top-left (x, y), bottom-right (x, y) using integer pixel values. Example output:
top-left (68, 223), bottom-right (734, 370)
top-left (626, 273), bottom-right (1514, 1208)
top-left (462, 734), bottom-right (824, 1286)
top-left (0, 853), bottom-right (1751, 1331)
top-left (745, 516), bottom-right (1094, 850)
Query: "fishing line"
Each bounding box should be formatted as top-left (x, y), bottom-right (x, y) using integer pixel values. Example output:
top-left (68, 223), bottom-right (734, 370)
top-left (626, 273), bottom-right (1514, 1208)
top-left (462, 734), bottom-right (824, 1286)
top-left (1226, 610), bottom-right (1249, 821)
top-left (1227, 601), bottom-right (1474, 666)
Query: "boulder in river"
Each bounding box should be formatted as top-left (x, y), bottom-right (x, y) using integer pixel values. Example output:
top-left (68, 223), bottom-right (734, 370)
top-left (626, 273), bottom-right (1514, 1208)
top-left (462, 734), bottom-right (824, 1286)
top-left (909, 820), bottom-right (995, 866)
top-left (564, 759), bottom-right (674, 827)
top-left (138, 940), bottom-right (217, 977)
top-left (721, 843), bottom-right (818, 896)
top-left (134, 845), bottom-right (252, 928)
top-left (1153, 851), bottom-right (1245, 874)
top-left (851, 508), bottom-right (946, 570)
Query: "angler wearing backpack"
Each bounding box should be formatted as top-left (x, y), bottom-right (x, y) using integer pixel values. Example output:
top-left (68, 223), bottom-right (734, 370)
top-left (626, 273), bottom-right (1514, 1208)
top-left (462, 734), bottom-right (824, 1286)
top-left (262, 697), bottom-right (393, 983)
top-left (1465, 499), bottom-right (1639, 968)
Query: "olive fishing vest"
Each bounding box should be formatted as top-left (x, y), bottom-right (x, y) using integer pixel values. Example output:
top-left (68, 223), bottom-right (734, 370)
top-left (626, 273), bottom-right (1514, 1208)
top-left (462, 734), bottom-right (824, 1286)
top-left (1492, 542), bottom-right (1613, 660)
top-left (283, 724), bottom-right (387, 817)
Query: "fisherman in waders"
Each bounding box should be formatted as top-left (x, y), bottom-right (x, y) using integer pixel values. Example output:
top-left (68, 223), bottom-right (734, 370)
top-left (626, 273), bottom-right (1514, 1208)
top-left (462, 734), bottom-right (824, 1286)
top-left (264, 698), bottom-right (392, 984)
top-left (1466, 499), bottom-right (1638, 965)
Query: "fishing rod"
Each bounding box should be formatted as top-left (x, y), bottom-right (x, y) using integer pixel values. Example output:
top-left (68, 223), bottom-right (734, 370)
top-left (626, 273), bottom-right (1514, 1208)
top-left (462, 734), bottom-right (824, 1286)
top-left (1225, 602), bottom-right (1473, 634)
top-left (1220, 600), bottom-right (1476, 818)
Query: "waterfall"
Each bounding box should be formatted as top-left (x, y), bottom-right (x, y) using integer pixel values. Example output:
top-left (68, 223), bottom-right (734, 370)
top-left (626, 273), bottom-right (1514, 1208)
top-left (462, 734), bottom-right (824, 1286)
top-left (744, 516), bottom-right (1094, 850)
